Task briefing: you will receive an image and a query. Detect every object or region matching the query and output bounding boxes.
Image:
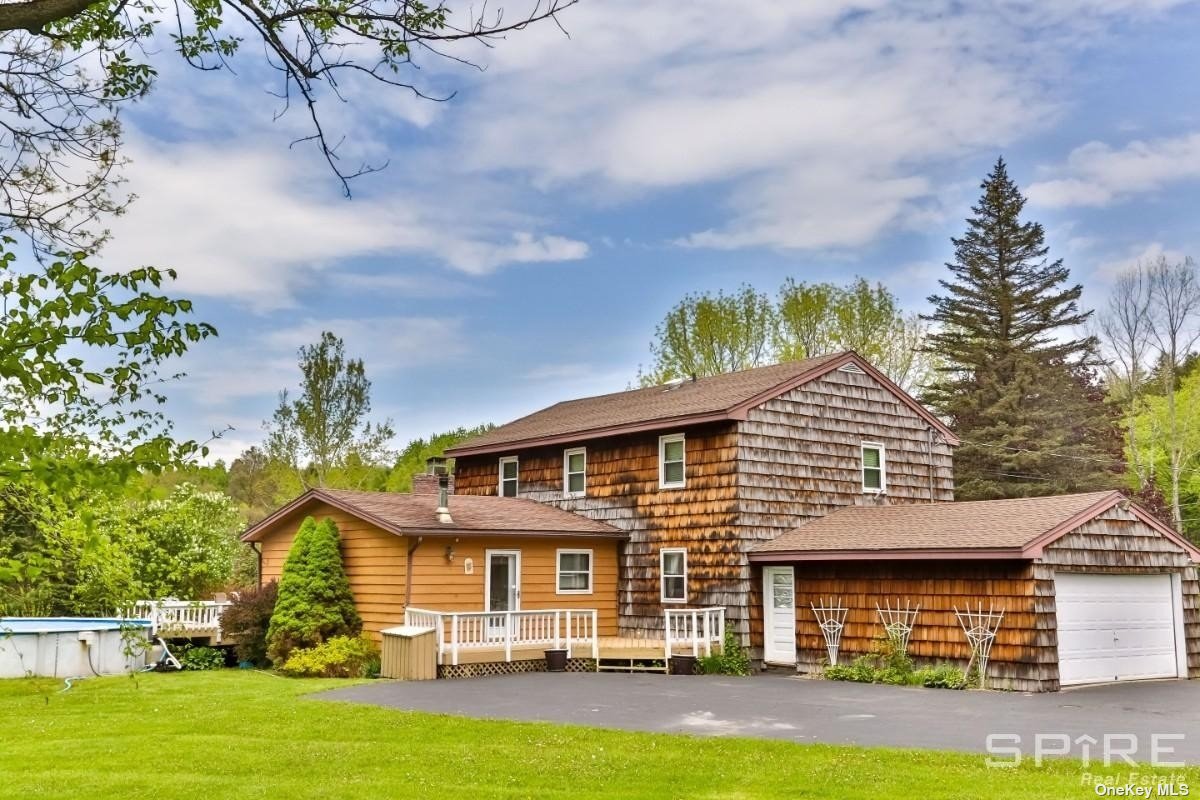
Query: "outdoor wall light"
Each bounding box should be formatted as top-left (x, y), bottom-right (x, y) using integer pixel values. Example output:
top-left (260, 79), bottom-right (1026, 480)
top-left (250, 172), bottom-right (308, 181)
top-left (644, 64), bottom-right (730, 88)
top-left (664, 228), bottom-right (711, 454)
top-left (445, 545), bottom-right (455, 563)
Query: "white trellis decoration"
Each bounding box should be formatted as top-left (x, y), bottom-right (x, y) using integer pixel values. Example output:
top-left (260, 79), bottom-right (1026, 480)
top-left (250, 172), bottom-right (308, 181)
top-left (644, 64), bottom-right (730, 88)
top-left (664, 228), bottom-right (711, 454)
top-left (876, 599), bottom-right (920, 656)
top-left (810, 598), bottom-right (849, 666)
top-left (955, 603), bottom-right (1005, 689)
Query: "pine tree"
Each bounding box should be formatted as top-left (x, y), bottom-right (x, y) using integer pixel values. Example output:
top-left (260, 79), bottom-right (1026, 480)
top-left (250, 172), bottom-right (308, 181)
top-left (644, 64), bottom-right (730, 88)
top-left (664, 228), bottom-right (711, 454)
top-left (266, 516), bottom-right (361, 665)
top-left (923, 158), bottom-right (1120, 499)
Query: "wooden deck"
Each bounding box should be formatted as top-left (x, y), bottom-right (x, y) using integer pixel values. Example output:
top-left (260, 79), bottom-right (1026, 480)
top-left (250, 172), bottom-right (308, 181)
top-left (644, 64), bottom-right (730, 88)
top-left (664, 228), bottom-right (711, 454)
top-left (435, 637), bottom-right (721, 666)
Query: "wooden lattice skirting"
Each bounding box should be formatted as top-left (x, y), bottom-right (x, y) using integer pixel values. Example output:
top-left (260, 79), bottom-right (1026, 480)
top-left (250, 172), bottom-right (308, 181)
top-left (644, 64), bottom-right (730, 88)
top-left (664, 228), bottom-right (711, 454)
top-left (438, 658), bottom-right (597, 679)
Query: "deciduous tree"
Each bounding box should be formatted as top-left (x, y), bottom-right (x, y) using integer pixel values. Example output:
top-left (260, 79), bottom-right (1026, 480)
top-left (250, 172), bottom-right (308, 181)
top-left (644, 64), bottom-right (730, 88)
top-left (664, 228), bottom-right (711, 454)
top-left (265, 331), bottom-right (395, 488)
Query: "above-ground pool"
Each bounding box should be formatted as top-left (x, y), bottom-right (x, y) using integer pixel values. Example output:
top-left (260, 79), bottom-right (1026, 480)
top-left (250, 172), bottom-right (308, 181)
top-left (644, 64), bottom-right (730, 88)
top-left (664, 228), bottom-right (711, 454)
top-left (0, 618), bottom-right (151, 678)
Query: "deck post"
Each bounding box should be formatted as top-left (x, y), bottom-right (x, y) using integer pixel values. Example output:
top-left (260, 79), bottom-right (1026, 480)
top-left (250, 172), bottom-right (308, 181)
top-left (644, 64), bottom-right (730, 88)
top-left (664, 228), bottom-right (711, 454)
top-left (590, 610), bottom-right (598, 660)
top-left (565, 611), bottom-right (573, 658)
top-left (691, 610), bottom-right (700, 657)
top-left (435, 615), bottom-right (445, 666)
top-left (450, 614), bottom-right (459, 666)
top-left (555, 610), bottom-right (562, 651)
top-left (504, 612), bottom-right (513, 662)
top-left (702, 611), bottom-right (712, 657)
top-left (664, 610), bottom-right (672, 660)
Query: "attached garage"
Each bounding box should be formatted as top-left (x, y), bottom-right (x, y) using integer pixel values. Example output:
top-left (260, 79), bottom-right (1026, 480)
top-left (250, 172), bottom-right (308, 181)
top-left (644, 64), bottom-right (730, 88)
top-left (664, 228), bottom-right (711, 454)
top-left (750, 490), bottom-right (1200, 692)
top-left (1054, 572), bottom-right (1185, 685)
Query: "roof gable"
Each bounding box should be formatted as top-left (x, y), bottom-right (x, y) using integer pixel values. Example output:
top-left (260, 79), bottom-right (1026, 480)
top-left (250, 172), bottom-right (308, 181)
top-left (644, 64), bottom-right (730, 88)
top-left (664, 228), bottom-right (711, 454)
top-left (446, 351), bottom-right (958, 457)
top-left (749, 491), bottom-right (1200, 562)
top-left (241, 489), bottom-right (625, 542)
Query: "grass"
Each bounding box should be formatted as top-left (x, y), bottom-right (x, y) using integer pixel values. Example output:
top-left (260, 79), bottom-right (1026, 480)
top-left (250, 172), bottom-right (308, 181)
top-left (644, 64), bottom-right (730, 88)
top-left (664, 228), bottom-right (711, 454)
top-left (0, 671), bottom-right (1194, 799)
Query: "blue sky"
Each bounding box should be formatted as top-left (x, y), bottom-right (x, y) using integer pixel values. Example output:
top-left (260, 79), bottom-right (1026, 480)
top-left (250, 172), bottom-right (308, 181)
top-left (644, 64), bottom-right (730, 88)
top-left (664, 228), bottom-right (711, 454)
top-left (87, 1), bottom-right (1200, 462)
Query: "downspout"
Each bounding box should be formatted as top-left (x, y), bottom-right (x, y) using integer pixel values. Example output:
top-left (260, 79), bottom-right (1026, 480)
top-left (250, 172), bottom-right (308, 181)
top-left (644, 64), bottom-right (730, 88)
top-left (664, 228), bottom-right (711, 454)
top-left (249, 542), bottom-right (263, 587)
top-left (405, 536), bottom-right (423, 607)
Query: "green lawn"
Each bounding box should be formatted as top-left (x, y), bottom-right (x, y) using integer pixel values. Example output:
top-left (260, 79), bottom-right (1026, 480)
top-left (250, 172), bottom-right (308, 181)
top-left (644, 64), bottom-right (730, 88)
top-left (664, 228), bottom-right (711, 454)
top-left (0, 671), bottom-right (1192, 799)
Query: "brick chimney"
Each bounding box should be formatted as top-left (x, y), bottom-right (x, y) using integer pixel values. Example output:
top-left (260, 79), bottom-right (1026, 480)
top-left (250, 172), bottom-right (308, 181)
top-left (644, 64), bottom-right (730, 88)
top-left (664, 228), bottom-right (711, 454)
top-left (412, 473), bottom-right (440, 495)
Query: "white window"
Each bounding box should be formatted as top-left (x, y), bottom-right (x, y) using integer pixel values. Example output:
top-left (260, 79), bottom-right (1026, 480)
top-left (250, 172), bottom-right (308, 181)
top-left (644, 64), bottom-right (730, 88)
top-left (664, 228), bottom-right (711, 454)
top-left (861, 442), bottom-right (886, 493)
top-left (659, 433), bottom-right (686, 489)
top-left (660, 548), bottom-right (687, 603)
top-left (563, 447), bottom-right (586, 498)
top-left (499, 456), bottom-right (519, 497)
top-left (556, 549), bottom-right (593, 594)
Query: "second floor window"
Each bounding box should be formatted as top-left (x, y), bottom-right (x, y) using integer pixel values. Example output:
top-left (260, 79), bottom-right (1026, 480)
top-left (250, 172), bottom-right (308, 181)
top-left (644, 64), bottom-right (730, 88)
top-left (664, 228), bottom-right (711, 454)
top-left (564, 447), bottom-right (586, 498)
top-left (659, 433), bottom-right (686, 489)
top-left (861, 443), bottom-right (885, 492)
top-left (499, 456), bottom-right (519, 497)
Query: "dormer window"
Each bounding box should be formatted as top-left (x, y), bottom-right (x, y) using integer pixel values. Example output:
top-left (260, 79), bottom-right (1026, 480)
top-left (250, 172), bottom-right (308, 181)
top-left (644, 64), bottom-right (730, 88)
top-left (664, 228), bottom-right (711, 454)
top-left (659, 433), bottom-right (686, 489)
top-left (499, 456), bottom-right (519, 497)
top-left (563, 447), bottom-right (586, 498)
top-left (861, 443), bottom-right (885, 493)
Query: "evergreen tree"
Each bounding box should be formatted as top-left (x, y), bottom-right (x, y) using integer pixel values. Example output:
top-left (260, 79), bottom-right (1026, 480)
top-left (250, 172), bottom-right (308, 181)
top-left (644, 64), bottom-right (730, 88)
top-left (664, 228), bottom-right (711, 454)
top-left (923, 158), bottom-right (1120, 499)
top-left (266, 516), bottom-right (361, 665)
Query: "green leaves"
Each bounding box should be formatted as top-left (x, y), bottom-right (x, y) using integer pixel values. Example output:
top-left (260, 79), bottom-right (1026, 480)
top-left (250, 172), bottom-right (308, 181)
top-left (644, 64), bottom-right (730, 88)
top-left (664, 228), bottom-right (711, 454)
top-left (0, 241), bottom-right (217, 498)
top-left (266, 516), bottom-right (361, 665)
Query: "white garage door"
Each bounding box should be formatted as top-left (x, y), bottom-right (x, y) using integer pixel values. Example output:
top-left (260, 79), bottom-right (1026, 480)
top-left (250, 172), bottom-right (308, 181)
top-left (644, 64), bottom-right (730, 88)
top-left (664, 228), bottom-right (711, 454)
top-left (1055, 573), bottom-right (1181, 686)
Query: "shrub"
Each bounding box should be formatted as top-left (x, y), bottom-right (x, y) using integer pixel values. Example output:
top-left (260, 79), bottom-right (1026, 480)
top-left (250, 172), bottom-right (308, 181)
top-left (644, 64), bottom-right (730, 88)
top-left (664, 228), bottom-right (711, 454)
top-left (221, 581), bottom-right (278, 666)
top-left (176, 644), bottom-right (225, 671)
top-left (696, 626), bottom-right (751, 676)
top-left (823, 649), bottom-right (968, 690)
top-left (267, 517), bottom-right (361, 665)
top-left (915, 663), bottom-right (969, 690)
top-left (279, 634), bottom-right (378, 678)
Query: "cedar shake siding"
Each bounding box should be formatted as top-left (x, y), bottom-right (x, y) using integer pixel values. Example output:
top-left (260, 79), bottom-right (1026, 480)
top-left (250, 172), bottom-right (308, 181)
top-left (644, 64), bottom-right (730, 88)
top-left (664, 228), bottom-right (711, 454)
top-left (453, 359), bottom-right (959, 641)
top-left (755, 499), bottom-right (1200, 692)
top-left (453, 423), bottom-right (740, 636)
top-left (735, 364), bottom-right (955, 536)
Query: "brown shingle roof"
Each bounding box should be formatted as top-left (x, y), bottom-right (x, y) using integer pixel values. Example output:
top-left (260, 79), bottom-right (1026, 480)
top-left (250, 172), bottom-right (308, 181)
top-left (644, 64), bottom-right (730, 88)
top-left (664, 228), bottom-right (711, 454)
top-left (241, 488), bottom-right (624, 542)
top-left (446, 352), bottom-right (957, 456)
top-left (750, 491), bottom-right (1132, 560)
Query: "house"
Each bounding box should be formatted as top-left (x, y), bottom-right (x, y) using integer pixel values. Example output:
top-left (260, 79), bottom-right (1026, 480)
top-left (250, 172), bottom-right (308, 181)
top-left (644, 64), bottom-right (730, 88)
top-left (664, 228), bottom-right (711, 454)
top-left (241, 478), bottom-right (634, 676)
top-left (244, 350), bottom-right (1200, 689)
top-left (446, 351), bottom-right (957, 644)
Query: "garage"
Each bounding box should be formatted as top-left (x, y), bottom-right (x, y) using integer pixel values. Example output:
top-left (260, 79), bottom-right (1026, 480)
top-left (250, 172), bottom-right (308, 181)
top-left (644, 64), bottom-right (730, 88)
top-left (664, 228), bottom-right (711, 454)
top-left (750, 489), bottom-right (1200, 691)
top-left (1055, 573), bottom-right (1184, 686)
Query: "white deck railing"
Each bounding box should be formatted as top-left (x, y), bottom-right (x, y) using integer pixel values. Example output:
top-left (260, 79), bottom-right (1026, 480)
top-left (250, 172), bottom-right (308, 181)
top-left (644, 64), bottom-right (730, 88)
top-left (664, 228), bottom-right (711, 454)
top-left (665, 606), bottom-right (725, 658)
top-left (404, 608), bottom-right (599, 666)
top-left (131, 600), bottom-right (232, 639)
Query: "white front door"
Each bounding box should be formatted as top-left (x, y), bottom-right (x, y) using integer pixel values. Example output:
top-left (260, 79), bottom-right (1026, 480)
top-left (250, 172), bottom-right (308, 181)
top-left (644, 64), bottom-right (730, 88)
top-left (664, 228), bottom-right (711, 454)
top-left (485, 550), bottom-right (521, 612)
top-left (1055, 572), bottom-right (1181, 686)
top-left (763, 566), bottom-right (797, 664)
top-left (485, 550), bottom-right (521, 641)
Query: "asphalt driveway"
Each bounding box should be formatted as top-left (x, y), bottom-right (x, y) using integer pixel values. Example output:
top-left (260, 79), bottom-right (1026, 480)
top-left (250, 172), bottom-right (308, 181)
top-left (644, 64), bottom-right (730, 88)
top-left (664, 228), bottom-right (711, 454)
top-left (319, 673), bottom-right (1200, 762)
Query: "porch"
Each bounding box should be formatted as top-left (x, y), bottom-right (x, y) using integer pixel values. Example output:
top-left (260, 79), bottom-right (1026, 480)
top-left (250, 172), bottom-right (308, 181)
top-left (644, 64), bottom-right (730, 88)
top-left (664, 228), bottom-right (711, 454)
top-left (403, 606), bottom-right (726, 671)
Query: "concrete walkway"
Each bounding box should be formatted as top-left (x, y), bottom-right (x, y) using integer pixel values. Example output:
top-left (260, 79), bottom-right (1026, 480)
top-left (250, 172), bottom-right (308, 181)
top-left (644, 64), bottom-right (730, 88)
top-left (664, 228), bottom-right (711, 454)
top-left (318, 672), bottom-right (1200, 762)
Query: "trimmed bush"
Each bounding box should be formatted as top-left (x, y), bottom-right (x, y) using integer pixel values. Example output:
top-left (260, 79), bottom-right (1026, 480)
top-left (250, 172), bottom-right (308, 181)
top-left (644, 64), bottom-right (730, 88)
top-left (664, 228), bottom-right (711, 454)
top-left (221, 581), bottom-right (278, 666)
top-left (267, 517), bottom-right (361, 665)
top-left (177, 644), bottom-right (225, 671)
top-left (279, 634), bottom-right (378, 678)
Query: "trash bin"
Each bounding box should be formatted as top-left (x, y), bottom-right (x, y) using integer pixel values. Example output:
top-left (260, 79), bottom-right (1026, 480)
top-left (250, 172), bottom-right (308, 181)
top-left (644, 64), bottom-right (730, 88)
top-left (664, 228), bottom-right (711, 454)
top-left (669, 654), bottom-right (697, 675)
top-left (545, 648), bottom-right (568, 672)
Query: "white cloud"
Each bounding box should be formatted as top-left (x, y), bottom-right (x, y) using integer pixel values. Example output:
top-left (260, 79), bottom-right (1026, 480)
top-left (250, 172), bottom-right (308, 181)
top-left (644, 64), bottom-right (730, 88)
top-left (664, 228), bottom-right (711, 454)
top-left (1027, 132), bottom-right (1200, 208)
top-left (439, 0), bottom-right (1184, 251)
top-left (102, 138), bottom-right (589, 310)
top-left (442, 232), bottom-right (589, 275)
top-left (1094, 241), bottom-right (1193, 280)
